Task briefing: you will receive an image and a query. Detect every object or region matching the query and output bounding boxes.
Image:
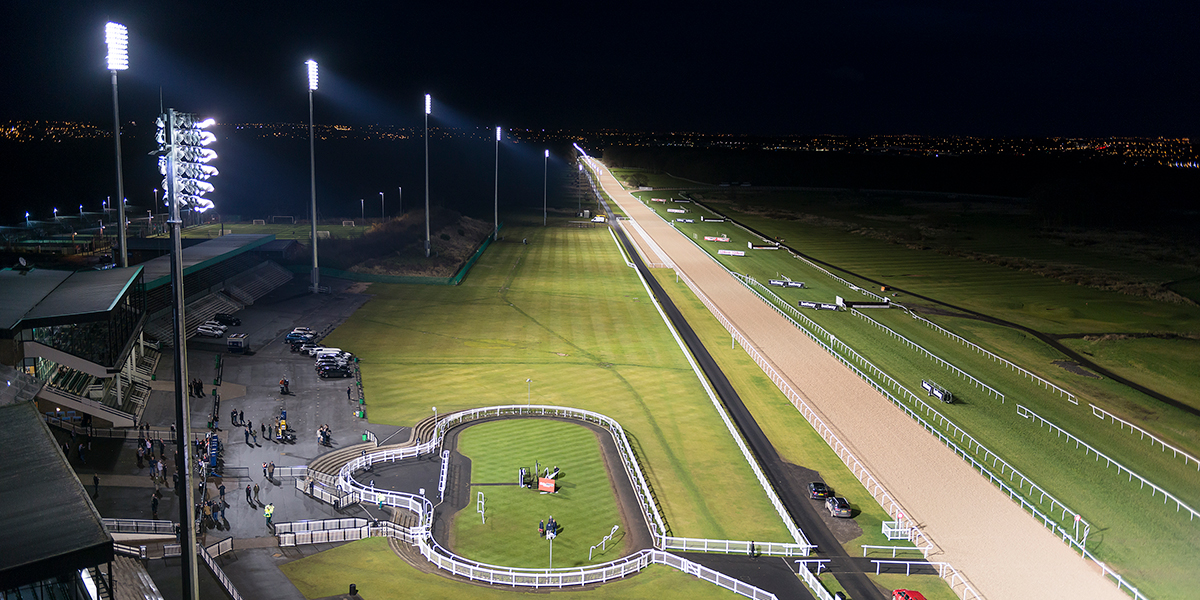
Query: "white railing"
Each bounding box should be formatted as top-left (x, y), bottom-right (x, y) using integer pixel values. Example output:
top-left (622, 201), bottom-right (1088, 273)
top-left (1019, 404), bottom-right (1199, 521)
top-left (1091, 404), bottom-right (1200, 471)
top-left (907, 311), bottom-right (1078, 404)
top-left (273, 465), bottom-right (307, 478)
top-left (862, 545), bottom-right (929, 558)
top-left (198, 542), bottom-right (244, 600)
top-left (438, 449), bottom-right (450, 502)
top-left (795, 560), bottom-right (835, 600)
top-left (649, 550), bottom-right (777, 600)
top-left (849, 308), bottom-right (1005, 401)
top-left (727, 270), bottom-right (1089, 536)
top-left (660, 536), bottom-right (811, 557)
top-left (205, 537), bottom-right (234, 558)
top-left (102, 518), bottom-right (176, 535)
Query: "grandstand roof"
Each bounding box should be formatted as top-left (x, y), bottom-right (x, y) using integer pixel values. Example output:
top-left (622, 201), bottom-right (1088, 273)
top-left (140, 233), bottom-right (275, 291)
top-left (0, 402), bottom-right (113, 589)
top-left (0, 266), bottom-right (143, 333)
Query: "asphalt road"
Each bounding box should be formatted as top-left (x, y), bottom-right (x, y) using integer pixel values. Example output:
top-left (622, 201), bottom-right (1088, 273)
top-left (606, 212), bottom-right (887, 600)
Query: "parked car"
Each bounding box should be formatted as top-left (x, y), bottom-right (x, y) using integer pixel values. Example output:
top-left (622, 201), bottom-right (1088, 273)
top-left (298, 343), bottom-right (320, 354)
top-left (825, 496), bottom-right (852, 518)
top-left (202, 320), bottom-right (228, 332)
top-left (318, 367), bottom-right (353, 378)
top-left (307, 346), bottom-right (339, 356)
top-left (196, 325), bottom-right (224, 338)
top-left (213, 313), bottom-right (241, 326)
top-left (808, 482), bottom-right (833, 499)
top-left (893, 590), bottom-right (927, 600)
top-left (292, 327), bottom-right (314, 334)
top-left (286, 332), bottom-right (314, 342)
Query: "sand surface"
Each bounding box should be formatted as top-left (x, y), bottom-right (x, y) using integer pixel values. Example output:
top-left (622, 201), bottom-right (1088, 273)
top-left (592, 161), bottom-right (1127, 600)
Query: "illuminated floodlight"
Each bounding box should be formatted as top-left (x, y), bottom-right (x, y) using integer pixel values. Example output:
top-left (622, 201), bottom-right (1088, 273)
top-left (155, 110), bottom-right (219, 213)
top-left (496, 126), bottom-right (502, 141)
top-left (105, 22), bottom-right (128, 71)
top-left (545, 149), bottom-right (550, 158)
top-left (306, 60), bottom-right (318, 91)
top-left (425, 94), bottom-right (431, 115)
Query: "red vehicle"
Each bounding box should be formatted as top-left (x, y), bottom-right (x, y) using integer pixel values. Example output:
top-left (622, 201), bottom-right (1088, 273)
top-left (893, 590), bottom-right (928, 600)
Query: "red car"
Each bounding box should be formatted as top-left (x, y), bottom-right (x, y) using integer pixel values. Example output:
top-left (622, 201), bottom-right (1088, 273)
top-left (893, 590), bottom-right (928, 600)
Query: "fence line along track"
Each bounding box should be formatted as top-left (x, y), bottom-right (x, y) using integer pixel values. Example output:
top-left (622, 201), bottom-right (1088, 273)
top-left (623, 200), bottom-right (1148, 599)
top-left (849, 308), bottom-right (1005, 401)
top-left (1091, 404), bottom-right (1200, 471)
top-left (1019, 404), bottom-right (1199, 521)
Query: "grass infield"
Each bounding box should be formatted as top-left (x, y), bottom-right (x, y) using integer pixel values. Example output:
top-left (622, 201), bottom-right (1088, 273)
top-left (452, 419), bottom-right (626, 568)
top-left (279, 537), bottom-right (742, 600)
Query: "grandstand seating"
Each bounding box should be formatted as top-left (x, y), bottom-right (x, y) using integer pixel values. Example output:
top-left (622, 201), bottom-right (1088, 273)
top-left (225, 261), bottom-right (293, 305)
top-left (144, 292), bottom-right (243, 346)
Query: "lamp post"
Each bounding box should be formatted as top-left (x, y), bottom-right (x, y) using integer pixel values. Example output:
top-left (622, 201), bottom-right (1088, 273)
top-left (398, 186), bottom-right (402, 214)
top-left (155, 108), bottom-right (218, 600)
top-left (526, 378), bottom-right (532, 406)
top-left (53, 207), bottom-right (58, 220)
top-left (24, 212), bottom-right (29, 226)
top-left (424, 93), bottom-right (431, 257)
top-left (494, 126), bottom-right (501, 240)
top-left (306, 59), bottom-right (320, 294)
top-left (360, 198), bottom-right (364, 221)
top-left (543, 149), bottom-right (549, 227)
top-left (106, 22), bottom-right (129, 268)
top-left (379, 191), bottom-right (384, 220)
top-left (79, 204), bottom-right (83, 216)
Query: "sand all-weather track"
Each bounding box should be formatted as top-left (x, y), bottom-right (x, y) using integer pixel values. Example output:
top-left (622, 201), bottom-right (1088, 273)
top-left (590, 161), bottom-right (1130, 600)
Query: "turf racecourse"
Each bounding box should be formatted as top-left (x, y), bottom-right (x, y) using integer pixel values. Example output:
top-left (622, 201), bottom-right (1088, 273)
top-left (305, 219), bottom-right (793, 595)
top-left (452, 419), bottom-right (626, 569)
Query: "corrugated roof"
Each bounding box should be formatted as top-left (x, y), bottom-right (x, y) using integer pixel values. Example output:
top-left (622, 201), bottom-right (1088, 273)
top-left (23, 267), bottom-right (142, 324)
top-left (0, 402), bottom-right (113, 588)
top-left (0, 269), bottom-right (70, 331)
top-left (140, 234), bottom-right (274, 290)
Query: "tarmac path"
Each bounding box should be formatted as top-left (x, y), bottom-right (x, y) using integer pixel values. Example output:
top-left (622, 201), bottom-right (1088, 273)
top-left (590, 159), bottom-right (1129, 600)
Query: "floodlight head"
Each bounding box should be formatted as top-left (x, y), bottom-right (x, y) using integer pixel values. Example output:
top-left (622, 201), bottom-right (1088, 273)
top-left (545, 149), bottom-right (550, 158)
top-left (496, 126), bottom-right (502, 141)
top-left (105, 22), bottom-right (128, 71)
top-left (306, 59), bottom-right (318, 91)
top-left (425, 94), bottom-right (431, 115)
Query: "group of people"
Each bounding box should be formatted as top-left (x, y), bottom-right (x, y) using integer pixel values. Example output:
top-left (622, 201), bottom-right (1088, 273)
top-left (538, 515), bottom-right (560, 537)
top-left (317, 424), bottom-right (333, 446)
top-left (187, 378), bottom-right (207, 398)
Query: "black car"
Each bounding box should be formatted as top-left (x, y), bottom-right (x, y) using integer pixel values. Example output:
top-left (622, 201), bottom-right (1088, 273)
top-left (318, 367), bottom-right (353, 378)
top-left (213, 313), bottom-right (241, 326)
top-left (808, 482), bottom-right (833, 499)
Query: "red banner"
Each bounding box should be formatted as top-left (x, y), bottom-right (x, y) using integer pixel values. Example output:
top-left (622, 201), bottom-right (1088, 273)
top-left (538, 478), bottom-right (556, 493)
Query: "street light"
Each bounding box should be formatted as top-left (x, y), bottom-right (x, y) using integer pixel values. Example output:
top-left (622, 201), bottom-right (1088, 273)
top-left (424, 93), bottom-right (432, 257)
top-left (306, 59), bottom-right (320, 294)
top-left (494, 126), bottom-right (501, 240)
top-left (543, 149), bottom-right (549, 227)
top-left (360, 198), bottom-right (364, 221)
top-left (53, 207), bottom-right (58, 219)
top-left (526, 378), bottom-right (532, 406)
top-left (24, 212), bottom-right (29, 226)
top-left (153, 108), bottom-right (218, 600)
top-left (379, 191), bottom-right (384, 220)
top-left (106, 22), bottom-right (129, 268)
top-left (79, 204), bottom-right (83, 216)
top-left (398, 186), bottom-right (402, 214)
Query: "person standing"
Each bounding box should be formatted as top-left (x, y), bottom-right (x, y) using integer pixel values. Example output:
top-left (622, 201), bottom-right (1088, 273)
top-left (244, 428), bottom-right (251, 445)
top-left (346, 386), bottom-right (352, 401)
top-left (218, 483), bottom-right (226, 505)
top-left (77, 443), bottom-right (86, 464)
top-left (268, 461), bottom-right (275, 479)
top-left (92, 474), bottom-right (100, 498)
top-left (238, 410), bottom-right (244, 426)
top-left (245, 484), bottom-right (253, 505)
top-left (264, 503), bottom-right (275, 528)
top-left (151, 494), bottom-right (159, 519)
top-left (253, 483), bottom-right (260, 502)
top-left (262, 462), bottom-right (268, 478)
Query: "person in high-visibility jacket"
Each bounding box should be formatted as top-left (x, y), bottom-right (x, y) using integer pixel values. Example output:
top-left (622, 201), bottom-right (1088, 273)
top-left (265, 503), bottom-right (275, 528)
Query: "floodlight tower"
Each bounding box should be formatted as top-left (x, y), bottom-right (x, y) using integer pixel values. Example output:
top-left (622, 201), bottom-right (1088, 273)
top-left (154, 109), bottom-right (218, 600)
top-left (494, 126), bottom-right (501, 240)
top-left (543, 149), bottom-right (549, 227)
top-left (106, 22), bottom-right (129, 268)
top-left (424, 94), bottom-right (432, 257)
top-left (379, 191), bottom-right (384, 219)
top-left (306, 59), bottom-right (320, 293)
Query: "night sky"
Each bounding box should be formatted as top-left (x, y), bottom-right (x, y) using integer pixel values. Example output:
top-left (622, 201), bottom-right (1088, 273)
top-left (3, 1), bottom-right (1199, 137)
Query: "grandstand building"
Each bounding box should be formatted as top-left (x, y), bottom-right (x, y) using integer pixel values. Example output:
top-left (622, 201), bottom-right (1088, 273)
top-left (1, 233), bottom-right (292, 427)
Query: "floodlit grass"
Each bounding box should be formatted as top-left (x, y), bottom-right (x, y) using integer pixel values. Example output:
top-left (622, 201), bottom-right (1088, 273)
top-left (609, 168), bottom-right (714, 189)
top-left (321, 220), bottom-right (791, 543)
top-left (280, 537), bottom-right (742, 600)
top-left (867, 574), bottom-right (963, 600)
top-left (180, 222), bottom-right (368, 239)
top-left (632, 194), bottom-right (1200, 599)
top-left (453, 419), bottom-right (626, 568)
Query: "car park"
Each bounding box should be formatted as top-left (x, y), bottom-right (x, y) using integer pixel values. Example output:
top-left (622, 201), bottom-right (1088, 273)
top-left (808, 482), bottom-right (833, 499)
top-left (213, 313), bottom-right (241, 326)
top-left (196, 325), bottom-right (224, 338)
top-left (825, 496), bottom-right (852, 518)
